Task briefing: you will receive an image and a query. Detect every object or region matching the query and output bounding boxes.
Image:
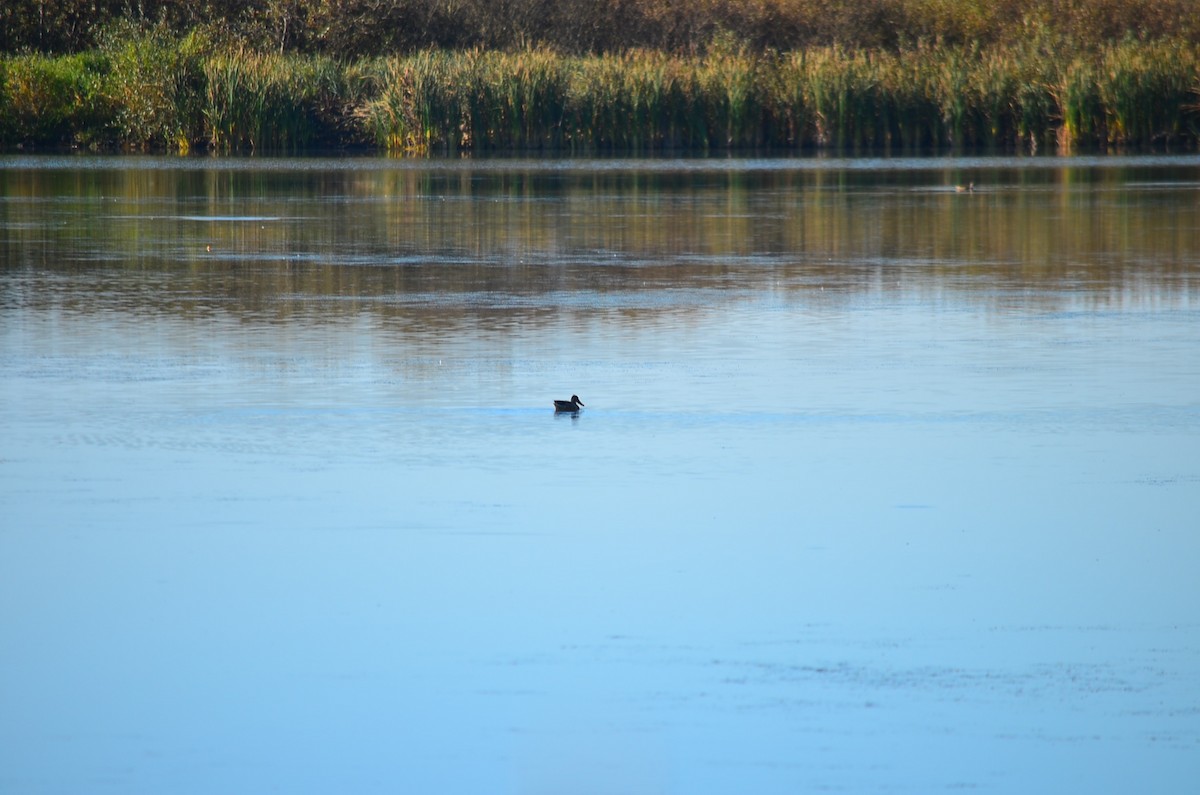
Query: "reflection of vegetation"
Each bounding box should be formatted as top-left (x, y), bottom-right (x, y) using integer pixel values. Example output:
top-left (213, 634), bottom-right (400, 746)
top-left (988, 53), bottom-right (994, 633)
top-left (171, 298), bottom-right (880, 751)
top-left (1, 20), bottom-right (1199, 152)
top-left (2, 164), bottom-right (1196, 323)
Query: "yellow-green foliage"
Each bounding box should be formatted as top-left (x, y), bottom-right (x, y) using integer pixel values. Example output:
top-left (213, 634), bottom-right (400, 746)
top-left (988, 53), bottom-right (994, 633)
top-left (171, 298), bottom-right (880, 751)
top-left (96, 23), bottom-right (208, 152)
top-left (0, 53), bottom-right (104, 145)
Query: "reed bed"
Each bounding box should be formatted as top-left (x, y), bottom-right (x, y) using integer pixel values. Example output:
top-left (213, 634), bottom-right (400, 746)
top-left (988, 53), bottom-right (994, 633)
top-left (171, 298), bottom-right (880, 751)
top-left (1095, 39), bottom-right (1200, 147)
top-left (203, 49), bottom-right (347, 151)
top-left (359, 43), bottom-right (1200, 153)
top-left (4, 39), bottom-right (1200, 152)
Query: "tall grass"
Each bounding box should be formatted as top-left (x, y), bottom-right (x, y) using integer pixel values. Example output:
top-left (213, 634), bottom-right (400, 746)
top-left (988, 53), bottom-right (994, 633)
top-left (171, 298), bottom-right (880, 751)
top-left (203, 48), bottom-right (346, 151)
top-left (4, 36), bottom-right (1200, 152)
top-left (562, 52), bottom-right (715, 150)
top-left (697, 50), bottom-right (766, 148)
top-left (1096, 39), bottom-right (1200, 146)
top-left (799, 48), bottom-right (883, 149)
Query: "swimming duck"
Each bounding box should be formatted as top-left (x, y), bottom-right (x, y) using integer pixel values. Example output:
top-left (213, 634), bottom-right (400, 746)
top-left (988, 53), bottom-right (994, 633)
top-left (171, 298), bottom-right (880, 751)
top-left (554, 395), bottom-right (585, 412)
top-left (955, 181), bottom-right (975, 193)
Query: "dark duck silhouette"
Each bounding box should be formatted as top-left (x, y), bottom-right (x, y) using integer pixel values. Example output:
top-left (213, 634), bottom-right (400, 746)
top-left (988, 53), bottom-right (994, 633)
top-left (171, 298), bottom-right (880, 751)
top-left (554, 395), bottom-right (585, 412)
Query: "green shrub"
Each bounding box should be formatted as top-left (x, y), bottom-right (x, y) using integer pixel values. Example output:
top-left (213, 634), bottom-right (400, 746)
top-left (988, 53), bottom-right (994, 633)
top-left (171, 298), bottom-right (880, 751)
top-left (96, 22), bottom-right (209, 151)
top-left (0, 53), bottom-right (105, 146)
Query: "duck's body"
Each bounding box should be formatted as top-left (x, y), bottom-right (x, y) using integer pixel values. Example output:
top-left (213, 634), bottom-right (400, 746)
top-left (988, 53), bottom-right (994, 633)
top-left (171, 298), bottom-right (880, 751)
top-left (554, 395), bottom-right (585, 412)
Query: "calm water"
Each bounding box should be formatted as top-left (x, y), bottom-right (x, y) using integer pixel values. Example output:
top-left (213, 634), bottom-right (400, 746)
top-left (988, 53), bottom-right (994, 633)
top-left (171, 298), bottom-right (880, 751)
top-left (2, 155), bottom-right (1199, 794)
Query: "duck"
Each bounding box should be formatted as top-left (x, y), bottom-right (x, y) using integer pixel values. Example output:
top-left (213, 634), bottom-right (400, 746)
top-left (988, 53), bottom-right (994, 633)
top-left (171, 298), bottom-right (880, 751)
top-left (955, 181), bottom-right (975, 193)
top-left (553, 395), bottom-right (585, 412)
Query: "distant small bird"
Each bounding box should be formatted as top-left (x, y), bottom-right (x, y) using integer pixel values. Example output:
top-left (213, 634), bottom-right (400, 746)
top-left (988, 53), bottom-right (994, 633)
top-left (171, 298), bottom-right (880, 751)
top-left (955, 181), bottom-right (975, 193)
top-left (553, 395), bottom-right (584, 412)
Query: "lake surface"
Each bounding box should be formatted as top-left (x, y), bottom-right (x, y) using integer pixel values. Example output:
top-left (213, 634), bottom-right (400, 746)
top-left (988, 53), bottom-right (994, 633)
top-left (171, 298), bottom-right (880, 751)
top-left (2, 154), bottom-right (1199, 794)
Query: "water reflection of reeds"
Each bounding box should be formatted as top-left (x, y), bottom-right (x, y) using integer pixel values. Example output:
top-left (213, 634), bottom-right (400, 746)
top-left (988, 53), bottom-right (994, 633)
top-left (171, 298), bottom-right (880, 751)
top-left (2, 161), bottom-right (1197, 323)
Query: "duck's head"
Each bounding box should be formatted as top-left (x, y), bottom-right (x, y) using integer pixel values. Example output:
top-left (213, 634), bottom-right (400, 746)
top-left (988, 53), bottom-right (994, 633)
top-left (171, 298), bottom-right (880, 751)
top-left (572, 395), bottom-right (584, 406)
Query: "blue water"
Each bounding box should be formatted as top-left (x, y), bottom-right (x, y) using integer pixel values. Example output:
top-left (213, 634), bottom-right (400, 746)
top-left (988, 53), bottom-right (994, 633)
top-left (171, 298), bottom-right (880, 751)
top-left (2, 155), bottom-right (1199, 794)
